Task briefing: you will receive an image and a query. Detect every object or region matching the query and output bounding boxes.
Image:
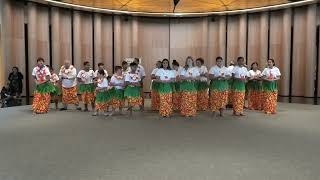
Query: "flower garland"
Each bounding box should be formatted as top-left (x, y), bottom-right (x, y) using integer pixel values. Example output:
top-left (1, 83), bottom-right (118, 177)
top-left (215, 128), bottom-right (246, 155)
top-left (35, 66), bottom-right (47, 82)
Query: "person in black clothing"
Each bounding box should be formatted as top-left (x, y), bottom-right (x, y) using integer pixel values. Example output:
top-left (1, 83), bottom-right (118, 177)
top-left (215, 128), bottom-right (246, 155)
top-left (8, 67), bottom-right (23, 98)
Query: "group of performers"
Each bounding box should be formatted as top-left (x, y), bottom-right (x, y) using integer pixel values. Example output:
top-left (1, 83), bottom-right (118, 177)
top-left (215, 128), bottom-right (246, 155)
top-left (31, 56), bottom-right (281, 118)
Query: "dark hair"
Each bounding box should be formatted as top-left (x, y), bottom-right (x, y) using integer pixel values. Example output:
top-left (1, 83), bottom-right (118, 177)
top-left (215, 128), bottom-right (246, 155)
top-left (196, 57), bottom-right (204, 65)
top-left (12, 67), bottom-right (19, 72)
top-left (250, 62), bottom-right (259, 70)
top-left (98, 69), bottom-right (105, 76)
top-left (237, 57), bottom-right (244, 62)
top-left (37, 57), bottom-right (44, 63)
top-left (184, 56), bottom-right (194, 70)
top-left (122, 61), bottom-right (128, 66)
top-left (161, 59), bottom-right (171, 70)
top-left (114, 66), bottom-right (122, 71)
top-left (83, 61), bottom-right (90, 66)
top-left (268, 59), bottom-right (275, 66)
top-left (107, 75), bottom-right (112, 80)
top-left (216, 57), bottom-right (223, 61)
top-left (98, 62), bottom-right (104, 66)
top-left (157, 60), bottom-right (162, 64)
top-left (130, 62), bottom-right (138, 67)
top-left (134, 58), bottom-right (140, 63)
top-left (172, 60), bottom-right (179, 66)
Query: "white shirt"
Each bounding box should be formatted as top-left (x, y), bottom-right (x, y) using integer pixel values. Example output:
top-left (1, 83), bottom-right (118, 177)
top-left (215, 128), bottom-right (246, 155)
top-left (248, 70), bottom-right (262, 78)
top-left (209, 65), bottom-right (230, 77)
top-left (196, 65), bottom-right (208, 81)
top-left (59, 65), bottom-right (77, 88)
top-left (137, 64), bottom-right (146, 77)
top-left (77, 69), bottom-right (95, 84)
top-left (97, 78), bottom-right (109, 89)
top-left (155, 68), bottom-right (175, 81)
top-left (50, 73), bottom-right (59, 85)
top-left (262, 67), bottom-right (281, 79)
top-left (125, 72), bottom-right (141, 83)
top-left (180, 67), bottom-right (200, 78)
top-left (232, 66), bottom-right (249, 79)
top-left (94, 69), bottom-right (108, 78)
top-left (151, 68), bottom-right (159, 75)
top-left (110, 74), bottom-right (125, 89)
top-left (32, 66), bottom-right (51, 82)
top-left (227, 65), bottom-right (234, 75)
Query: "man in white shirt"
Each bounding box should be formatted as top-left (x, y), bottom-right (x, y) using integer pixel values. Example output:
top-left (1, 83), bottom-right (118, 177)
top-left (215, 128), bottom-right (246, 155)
top-left (59, 60), bottom-right (81, 111)
top-left (94, 62), bottom-right (108, 78)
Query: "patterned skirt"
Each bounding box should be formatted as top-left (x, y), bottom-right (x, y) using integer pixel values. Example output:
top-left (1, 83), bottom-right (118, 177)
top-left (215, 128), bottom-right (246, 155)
top-left (159, 93), bottom-right (173, 117)
top-left (112, 89), bottom-right (125, 109)
top-left (180, 92), bottom-right (197, 117)
top-left (62, 86), bottom-right (79, 105)
top-left (124, 86), bottom-right (142, 107)
top-left (262, 91), bottom-right (278, 114)
top-left (96, 90), bottom-right (112, 111)
top-left (32, 82), bottom-right (55, 113)
top-left (79, 84), bottom-right (95, 104)
top-left (248, 90), bottom-right (262, 110)
top-left (232, 91), bottom-right (245, 114)
top-left (197, 90), bottom-right (209, 111)
top-left (209, 90), bottom-right (228, 112)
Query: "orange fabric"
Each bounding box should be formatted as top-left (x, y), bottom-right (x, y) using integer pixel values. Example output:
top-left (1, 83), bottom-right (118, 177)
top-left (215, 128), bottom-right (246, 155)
top-left (172, 92), bottom-right (181, 111)
top-left (112, 99), bottom-right (124, 109)
top-left (96, 103), bottom-right (108, 111)
top-left (32, 93), bottom-right (51, 113)
top-left (151, 91), bottom-right (160, 111)
top-left (62, 87), bottom-right (79, 105)
top-left (159, 93), bottom-right (173, 117)
top-left (263, 91), bottom-right (278, 114)
top-left (232, 91), bottom-right (245, 114)
top-left (248, 90), bottom-right (262, 110)
top-left (128, 97), bottom-right (143, 107)
top-left (81, 92), bottom-right (95, 105)
top-left (210, 91), bottom-right (228, 112)
top-left (228, 91), bottom-right (233, 105)
top-left (180, 92), bottom-right (197, 117)
top-left (197, 90), bottom-right (209, 111)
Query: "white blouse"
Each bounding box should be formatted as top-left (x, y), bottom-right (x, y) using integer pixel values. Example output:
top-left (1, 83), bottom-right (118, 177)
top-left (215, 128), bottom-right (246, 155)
top-left (248, 70), bottom-right (262, 78)
top-left (97, 78), bottom-right (109, 89)
top-left (180, 67), bottom-right (200, 78)
top-left (262, 67), bottom-right (281, 79)
top-left (59, 65), bottom-right (77, 88)
top-left (209, 65), bottom-right (230, 77)
top-left (232, 66), bottom-right (249, 79)
top-left (151, 68), bottom-right (159, 75)
top-left (125, 72), bottom-right (141, 83)
top-left (32, 66), bottom-right (51, 82)
top-left (110, 75), bottom-right (125, 89)
top-left (77, 69), bottom-right (95, 84)
top-left (155, 68), bottom-right (175, 81)
top-left (196, 65), bottom-right (208, 81)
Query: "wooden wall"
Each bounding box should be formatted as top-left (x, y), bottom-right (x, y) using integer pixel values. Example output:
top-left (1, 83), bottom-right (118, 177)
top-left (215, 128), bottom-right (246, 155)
top-left (1, 0), bottom-right (320, 99)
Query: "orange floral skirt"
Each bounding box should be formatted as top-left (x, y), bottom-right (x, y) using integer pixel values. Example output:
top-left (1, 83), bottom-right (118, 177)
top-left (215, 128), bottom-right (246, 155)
top-left (32, 93), bottom-right (51, 113)
top-left (81, 92), bottom-right (95, 105)
top-left (128, 97), bottom-right (143, 107)
top-left (180, 92), bottom-right (197, 117)
top-left (96, 102), bottom-right (109, 111)
top-left (159, 93), bottom-right (173, 117)
top-left (197, 90), bottom-right (209, 111)
top-left (172, 92), bottom-right (181, 111)
top-left (112, 99), bottom-right (125, 109)
top-left (228, 91), bottom-right (233, 105)
top-left (151, 91), bottom-right (160, 111)
top-left (210, 90), bottom-right (228, 112)
top-left (232, 91), bottom-right (245, 114)
top-left (62, 87), bottom-right (79, 105)
top-left (263, 91), bottom-right (278, 114)
top-left (248, 90), bottom-right (262, 110)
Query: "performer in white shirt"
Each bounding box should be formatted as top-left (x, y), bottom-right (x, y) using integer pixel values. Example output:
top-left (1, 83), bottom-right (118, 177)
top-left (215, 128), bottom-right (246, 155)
top-left (31, 58), bottom-right (54, 114)
top-left (93, 70), bottom-right (111, 116)
top-left (195, 58), bottom-right (209, 111)
top-left (59, 60), bottom-right (81, 111)
top-left (124, 62), bottom-right (143, 116)
top-left (261, 59), bottom-right (281, 114)
top-left (247, 62), bottom-right (262, 111)
top-left (77, 61), bottom-right (95, 111)
top-left (109, 66), bottom-right (126, 116)
top-left (133, 58), bottom-right (145, 111)
top-left (227, 61), bottom-right (235, 107)
top-left (208, 57), bottom-right (231, 117)
top-left (150, 61), bottom-right (162, 111)
top-left (179, 56), bottom-right (200, 117)
top-left (231, 57), bottom-right (248, 116)
top-left (155, 59), bottom-right (175, 117)
top-left (49, 66), bottom-right (60, 110)
top-left (172, 60), bottom-right (183, 111)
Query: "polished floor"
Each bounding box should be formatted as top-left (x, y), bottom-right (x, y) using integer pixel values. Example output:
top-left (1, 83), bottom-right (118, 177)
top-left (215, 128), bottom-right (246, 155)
top-left (0, 102), bottom-right (320, 180)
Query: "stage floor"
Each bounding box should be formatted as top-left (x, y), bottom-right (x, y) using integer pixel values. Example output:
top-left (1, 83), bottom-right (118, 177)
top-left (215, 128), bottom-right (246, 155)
top-left (0, 102), bottom-right (320, 180)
